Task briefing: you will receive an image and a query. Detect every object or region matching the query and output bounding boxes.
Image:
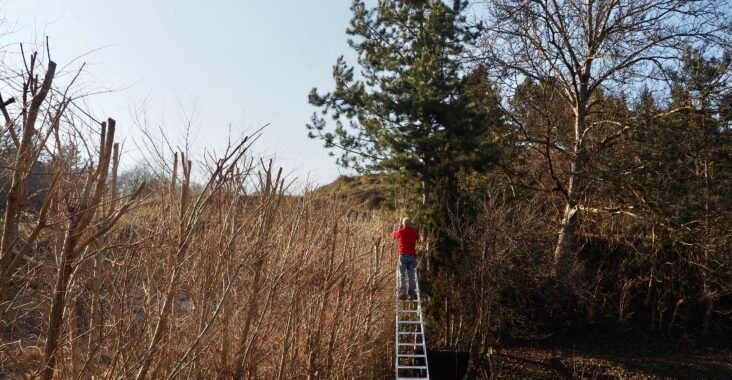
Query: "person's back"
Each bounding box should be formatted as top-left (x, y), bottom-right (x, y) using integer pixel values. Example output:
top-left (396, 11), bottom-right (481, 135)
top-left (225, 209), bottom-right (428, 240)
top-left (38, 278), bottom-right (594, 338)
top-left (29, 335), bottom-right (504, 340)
top-left (392, 218), bottom-right (419, 299)
top-left (393, 225), bottom-right (419, 255)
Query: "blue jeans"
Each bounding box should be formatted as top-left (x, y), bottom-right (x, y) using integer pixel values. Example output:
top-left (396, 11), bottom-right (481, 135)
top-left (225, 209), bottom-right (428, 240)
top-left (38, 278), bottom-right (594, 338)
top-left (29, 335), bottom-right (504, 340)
top-left (399, 254), bottom-right (417, 293)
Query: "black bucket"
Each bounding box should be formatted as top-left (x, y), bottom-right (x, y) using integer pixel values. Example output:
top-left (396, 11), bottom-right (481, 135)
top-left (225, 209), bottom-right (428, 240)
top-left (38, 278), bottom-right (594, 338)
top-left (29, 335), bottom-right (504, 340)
top-left (427, 350), bottom-right (469, 379)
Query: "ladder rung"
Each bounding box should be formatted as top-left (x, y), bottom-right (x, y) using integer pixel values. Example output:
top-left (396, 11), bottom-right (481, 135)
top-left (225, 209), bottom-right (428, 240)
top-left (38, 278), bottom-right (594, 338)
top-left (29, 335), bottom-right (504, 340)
top-left (398, 342), bottom-right (424, 346)
top-left (398, 309), bottom-right (419, 313)
top-left (398, 354), bottom-right (427, 358)
top-left (397, 365), bottom-right (428, 369)
top-left (398, 321), bottom-right (421, 324)
top-left (398, 331), bottom-right (422, 335)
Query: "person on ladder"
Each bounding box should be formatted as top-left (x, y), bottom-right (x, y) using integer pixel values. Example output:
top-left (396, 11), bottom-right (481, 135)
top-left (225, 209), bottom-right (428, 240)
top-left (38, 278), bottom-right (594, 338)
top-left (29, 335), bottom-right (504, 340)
top-left (392, 217), bottom-right (419, 300)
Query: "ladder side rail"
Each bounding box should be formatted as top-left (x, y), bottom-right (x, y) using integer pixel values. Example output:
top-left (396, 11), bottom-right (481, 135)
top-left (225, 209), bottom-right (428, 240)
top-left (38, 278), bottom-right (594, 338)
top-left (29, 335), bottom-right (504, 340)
top-left (415, 268), bottom-right (430, 379)
top-left (395, 265), bottom-right (400, 379)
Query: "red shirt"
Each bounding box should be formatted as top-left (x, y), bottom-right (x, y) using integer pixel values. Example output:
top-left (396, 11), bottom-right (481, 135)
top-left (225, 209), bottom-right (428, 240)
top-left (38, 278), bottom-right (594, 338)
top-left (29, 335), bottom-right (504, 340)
top-left (392, 226), bottom-right (419, 255)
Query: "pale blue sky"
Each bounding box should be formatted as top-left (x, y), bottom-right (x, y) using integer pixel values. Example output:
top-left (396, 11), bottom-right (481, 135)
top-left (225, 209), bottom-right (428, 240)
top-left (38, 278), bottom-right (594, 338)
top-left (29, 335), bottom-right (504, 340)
top-left (2, 0), bottom-right (357, 186)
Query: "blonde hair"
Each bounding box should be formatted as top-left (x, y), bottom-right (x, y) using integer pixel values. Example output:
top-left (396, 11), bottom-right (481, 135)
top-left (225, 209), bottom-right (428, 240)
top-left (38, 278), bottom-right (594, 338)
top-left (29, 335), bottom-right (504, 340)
top-left (401, 218), bottom-right (413, 227)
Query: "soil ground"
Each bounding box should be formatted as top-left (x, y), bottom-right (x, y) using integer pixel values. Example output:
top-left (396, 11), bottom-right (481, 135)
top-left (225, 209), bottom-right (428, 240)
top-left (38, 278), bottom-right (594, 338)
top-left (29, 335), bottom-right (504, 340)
top-left (490, 329), bottom-right (732, 379)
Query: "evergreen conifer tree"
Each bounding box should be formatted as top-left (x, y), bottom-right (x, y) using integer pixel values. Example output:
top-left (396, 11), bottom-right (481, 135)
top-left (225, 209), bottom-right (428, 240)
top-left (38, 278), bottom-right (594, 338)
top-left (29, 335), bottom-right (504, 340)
top-left (307, 0), bottom-right (501, 268)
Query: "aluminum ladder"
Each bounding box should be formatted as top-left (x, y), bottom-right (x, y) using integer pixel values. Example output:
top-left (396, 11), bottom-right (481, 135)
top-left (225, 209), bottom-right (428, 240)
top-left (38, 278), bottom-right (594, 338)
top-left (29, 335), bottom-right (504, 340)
top-left (395, 265), bottom-right (430, 380)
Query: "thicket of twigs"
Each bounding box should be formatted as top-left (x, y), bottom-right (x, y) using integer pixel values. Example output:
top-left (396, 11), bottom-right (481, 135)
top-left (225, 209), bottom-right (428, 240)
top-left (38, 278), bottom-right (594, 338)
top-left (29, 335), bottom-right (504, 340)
top-left (0, 48), bottom-right (395, 379)
top-left (438, 83), bottom-right (732, 353)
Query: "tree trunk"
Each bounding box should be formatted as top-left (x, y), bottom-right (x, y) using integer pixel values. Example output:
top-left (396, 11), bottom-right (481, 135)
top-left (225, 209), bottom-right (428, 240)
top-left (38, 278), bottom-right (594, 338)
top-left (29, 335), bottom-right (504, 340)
top-left (41, 207), bottom-right (83, 380)
top-left (553, 100), bottom-right (587, 279)
top-left (553, 201), bottom-right (578, 278)
top-left (702, 296), bottom-right (714, 336)
top-left (40, 260), bottom-right (74, 380)
top-left (0, 61), bottom-right (56, 278)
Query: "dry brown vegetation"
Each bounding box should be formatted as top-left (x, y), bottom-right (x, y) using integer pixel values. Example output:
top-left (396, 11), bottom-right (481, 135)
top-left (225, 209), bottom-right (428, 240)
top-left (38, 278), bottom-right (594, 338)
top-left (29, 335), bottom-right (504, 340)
top-left (0, 48), bottom-right (396, 379)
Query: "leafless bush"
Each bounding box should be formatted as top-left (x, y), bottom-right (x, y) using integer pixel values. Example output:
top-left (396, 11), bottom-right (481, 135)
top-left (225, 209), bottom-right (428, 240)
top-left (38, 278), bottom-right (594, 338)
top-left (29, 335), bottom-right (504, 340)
top-left (0, 47), bottom-right (396, 379)
top-left (443, 194), bottom-right (553, 378)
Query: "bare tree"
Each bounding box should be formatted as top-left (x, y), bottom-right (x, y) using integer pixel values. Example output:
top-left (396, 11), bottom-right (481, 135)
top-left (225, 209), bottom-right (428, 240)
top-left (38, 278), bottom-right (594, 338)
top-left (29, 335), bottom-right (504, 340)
top-left (0, 51), bottom-right (58, 298)
top-left (482, 0), bottom-right (730, 278)
top-left (40, 119), bottom-right (144, 380)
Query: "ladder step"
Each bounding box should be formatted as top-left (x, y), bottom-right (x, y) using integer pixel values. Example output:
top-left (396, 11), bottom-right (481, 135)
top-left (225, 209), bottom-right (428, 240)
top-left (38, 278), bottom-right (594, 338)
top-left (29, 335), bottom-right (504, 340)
top-left (398, 331), bottom-right (422, 335)
top-left (398, 342), bottom-right (425, 346)
top-left (398, 321), bottom-right (421, 324)
top-left (397, 365), bottom-right (428, 369)
top-left (398, 354), bottom-right (427, 358)
top-left (398, 309), bottom-right (419, 313)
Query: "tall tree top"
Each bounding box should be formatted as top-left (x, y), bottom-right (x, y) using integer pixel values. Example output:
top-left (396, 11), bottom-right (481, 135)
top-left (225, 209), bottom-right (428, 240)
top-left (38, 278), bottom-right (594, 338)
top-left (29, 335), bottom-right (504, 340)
top-left (307, 0), bottom-right (496, 177)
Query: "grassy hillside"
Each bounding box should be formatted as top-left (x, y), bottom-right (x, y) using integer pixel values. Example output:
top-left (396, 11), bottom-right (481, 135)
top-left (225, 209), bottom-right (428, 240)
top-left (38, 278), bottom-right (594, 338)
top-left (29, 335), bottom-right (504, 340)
top-left (311, 174), bottom-right (391, 210)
